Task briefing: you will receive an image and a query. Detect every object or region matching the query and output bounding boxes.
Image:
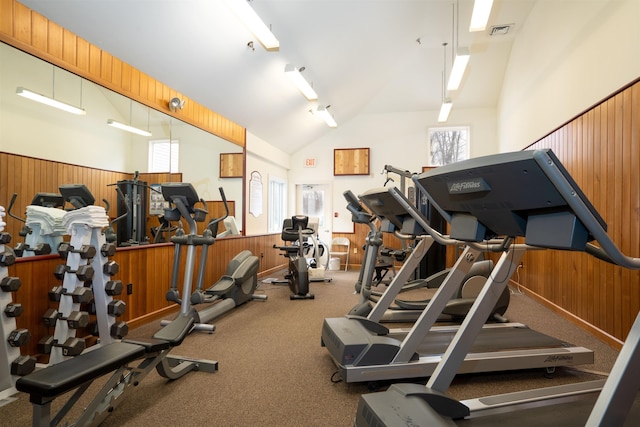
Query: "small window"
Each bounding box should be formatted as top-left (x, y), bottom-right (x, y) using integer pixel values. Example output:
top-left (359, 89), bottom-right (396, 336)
top-left (301, 185), bottom-right (325, 229)
top-left (148, 139), bottom-right (179, 173)
top-left (268, 176), bottom-right (287, 233)
top-left (428, 126), bottom-right (469, 166)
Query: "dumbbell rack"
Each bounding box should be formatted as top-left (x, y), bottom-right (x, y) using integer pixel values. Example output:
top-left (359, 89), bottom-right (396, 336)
top-left (21, 221), bottom-right (63, 257)
top-left (0, 206), bottom-right (35, 403)
top-left (46, 207), bottom-right (126, 365)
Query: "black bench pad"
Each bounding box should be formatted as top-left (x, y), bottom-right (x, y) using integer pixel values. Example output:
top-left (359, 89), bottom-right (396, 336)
top-left (123, 337), bottom-right (171, 353)
top-left (16, 342), bottom-right (145, 402)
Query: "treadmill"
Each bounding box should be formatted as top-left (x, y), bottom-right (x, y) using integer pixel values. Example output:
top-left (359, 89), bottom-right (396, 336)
top-left (321, 182), bottom-right (594, 384)
top-left (355, 149), bottom-right (640, 426)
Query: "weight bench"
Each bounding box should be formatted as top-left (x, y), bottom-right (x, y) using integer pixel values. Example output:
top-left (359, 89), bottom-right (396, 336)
top-left (16, 308), bottom-right (217, 427)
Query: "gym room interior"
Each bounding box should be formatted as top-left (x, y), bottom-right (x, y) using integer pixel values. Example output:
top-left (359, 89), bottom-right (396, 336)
top-left (1, 1), bottom-right (640, 426)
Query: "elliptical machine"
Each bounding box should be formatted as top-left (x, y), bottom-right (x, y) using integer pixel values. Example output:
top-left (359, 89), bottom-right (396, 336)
top-left (273, 215), bottom-right (316, 300)
top-left (344, 189), bottom-right (509, 323)
top-left (161, 183), bottom-right (265, 332)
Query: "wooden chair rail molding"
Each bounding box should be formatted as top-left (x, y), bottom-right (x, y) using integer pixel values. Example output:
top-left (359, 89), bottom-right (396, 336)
top-left (0, 0), bottom-right (245, 146)
top-left (9, 232), bottom-right (285, 357)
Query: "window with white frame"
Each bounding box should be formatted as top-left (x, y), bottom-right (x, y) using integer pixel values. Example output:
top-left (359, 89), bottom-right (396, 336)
top-left (428, 126), bottom-right (469, 166)
top-left (148, 139), bottom-right (179, 173)
top-left (268, 176), bottom-right (287, 233)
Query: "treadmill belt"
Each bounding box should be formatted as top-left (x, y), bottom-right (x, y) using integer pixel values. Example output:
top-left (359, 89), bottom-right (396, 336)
top-left (389, 326), bottom-right (572, 356)
top-left (456, 392), bottom-right (640, 426)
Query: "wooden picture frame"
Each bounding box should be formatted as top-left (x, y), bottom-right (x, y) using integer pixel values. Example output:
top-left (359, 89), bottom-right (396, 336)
top-left (333, 148), bottom-right (370, 176)
top-left (219, 153), bottom-right (243, 178)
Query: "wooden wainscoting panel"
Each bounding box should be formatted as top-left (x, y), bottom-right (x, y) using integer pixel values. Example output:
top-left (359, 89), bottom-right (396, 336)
top-left (522, 80), bottom-right (640, 343)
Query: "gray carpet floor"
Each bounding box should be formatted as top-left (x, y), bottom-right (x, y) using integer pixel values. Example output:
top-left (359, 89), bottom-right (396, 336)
top-left (0, 269), bottom-right (620, 426)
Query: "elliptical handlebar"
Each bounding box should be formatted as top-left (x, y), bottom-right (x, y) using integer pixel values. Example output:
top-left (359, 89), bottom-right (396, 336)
top-left (7, 193), bottom-right (25, 223)
top-left (343, 190), bottom-right (375, 225)
top-left (205, 187), bottom-right (230, 236)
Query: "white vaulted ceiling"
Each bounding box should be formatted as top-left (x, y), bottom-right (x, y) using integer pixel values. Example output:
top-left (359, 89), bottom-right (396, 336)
top-left (19, 0), bottom-right (536, 154)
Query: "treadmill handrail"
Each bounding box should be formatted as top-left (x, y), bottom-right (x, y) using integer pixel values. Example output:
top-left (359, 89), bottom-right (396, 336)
top-left (532, 150), bottom-right (640, 269)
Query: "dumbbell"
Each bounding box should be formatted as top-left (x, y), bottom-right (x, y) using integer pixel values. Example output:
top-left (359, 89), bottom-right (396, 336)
top-left (42, 308), bottom-right (90, 329)
top-left (37, 335), bottom-right (86, 356)
top-left (11, 355), bottom-right (36, 376)
top-left (53, 264), bottom-right (94, 281)
top-left (0, 247), bottom-right (16, 266)
top-left (101, 242), bottom-right (116, 257)
top-left (48, 285), bottom-right (93, 303)
top-left (105, 280), bottom-right (123, 296)
top-left (111, 321), bottom-right (128, 339)
top-left (7, 328), bottom-right (30, 347)
top-left (58, 243), bottom-right (96, 260)
top-left (12, 243), bottom-right (25, 257)
top-left (4, 303), bottom-right (23, 317)
top-left (103, 260), bottom-right (119, 276)
top-left (87, 320), bottom-right (128, 338)
top-left (0, 276), bottom-right (21, 292)
top-left (0, 232), bottom-right (11, 244)
top-left (15, 242), bottom-right (52, 256)
top-left (107, 300), bottom-right (126, 317)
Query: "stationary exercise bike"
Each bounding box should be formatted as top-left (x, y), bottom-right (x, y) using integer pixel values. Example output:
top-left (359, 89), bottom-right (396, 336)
top-left (273, 215), bottom-right (315, 300)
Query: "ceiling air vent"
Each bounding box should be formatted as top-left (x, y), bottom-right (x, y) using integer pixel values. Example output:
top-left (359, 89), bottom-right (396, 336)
top-left (490, 24), bottom-right (512, 36)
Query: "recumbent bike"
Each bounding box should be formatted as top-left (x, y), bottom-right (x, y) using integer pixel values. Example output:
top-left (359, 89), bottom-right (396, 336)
top-left (273, 215), bottom-right (316, 300)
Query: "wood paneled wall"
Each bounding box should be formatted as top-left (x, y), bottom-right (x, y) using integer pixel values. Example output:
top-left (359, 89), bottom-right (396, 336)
top-left (0, 153), bottom-right (187, 243)
top-left (0, 151), bottom-right (129, 239)
top-left (518, 79), bottom-right (640, 347)
top-left (9, 232), bottom-right (285, 356)
top-left (0, 0), bottom-right (245, 147)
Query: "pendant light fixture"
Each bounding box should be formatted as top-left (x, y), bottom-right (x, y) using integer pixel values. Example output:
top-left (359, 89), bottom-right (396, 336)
top-left (107, 101), bottom-right (152, 137)
top-left (438, 43), bottom-right (452, 123)
top-left (447, 1), bottom-right (469, 91)
top-left (16, 66), bottom-right (86, 115)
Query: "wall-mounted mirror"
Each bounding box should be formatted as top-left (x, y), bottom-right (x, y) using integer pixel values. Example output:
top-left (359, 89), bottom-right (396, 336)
top-left (0, 42), bottom-right (244, 242)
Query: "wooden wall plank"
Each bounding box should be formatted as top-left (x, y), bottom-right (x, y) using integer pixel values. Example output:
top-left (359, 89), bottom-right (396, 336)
top-left (12, 2), bottom-right (30, 44)
top-left (46, 20), bottom-right (63, 59)
top-left (0, 0), bottom-right (14, 36)
top-left (30, 11), bottom-right (47, 52)
top-left (62, 28), bottom-right (76, 65)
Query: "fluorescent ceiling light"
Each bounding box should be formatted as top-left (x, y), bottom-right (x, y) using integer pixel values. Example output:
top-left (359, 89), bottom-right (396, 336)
top-left (223, 0), bottom-right (279, 51)
top-left (107, 119), bottom-right (152, 137)
top-left (438, 100), bottom-right (452, 123)
top-left (285, 64), bottom-right (318, 101)
top-left (447, 48), bottom-right (470, 91)
top-left (469, 0), bottom-right (494, 32)
top-left (16, 86), bottom-right (86, 115)
top-left (316, 106), bottom-right (337, 128)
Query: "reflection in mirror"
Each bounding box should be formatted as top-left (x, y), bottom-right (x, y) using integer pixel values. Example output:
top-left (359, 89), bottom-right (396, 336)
top-left (0, 42), bottom-right (244, 242)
